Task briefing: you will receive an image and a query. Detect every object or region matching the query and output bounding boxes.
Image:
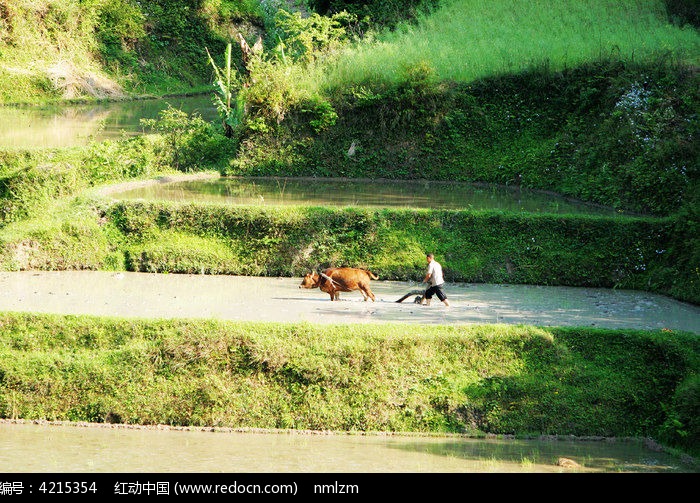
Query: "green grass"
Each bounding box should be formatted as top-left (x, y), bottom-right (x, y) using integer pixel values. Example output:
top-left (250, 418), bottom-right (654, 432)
top-left (0, 312), bottom-right (697, 458)
top-left (0, 0), bottom-right (262, 104)
top-left (313, 0), bottom-right (700, 91)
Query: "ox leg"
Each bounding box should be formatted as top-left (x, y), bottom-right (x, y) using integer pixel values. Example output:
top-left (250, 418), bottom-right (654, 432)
top-left (361, 287), bottom-right (375, 302)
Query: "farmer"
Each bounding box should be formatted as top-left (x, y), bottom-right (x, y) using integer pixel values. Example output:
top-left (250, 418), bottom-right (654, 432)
top-left (422, 253), bottom-right (450, 307)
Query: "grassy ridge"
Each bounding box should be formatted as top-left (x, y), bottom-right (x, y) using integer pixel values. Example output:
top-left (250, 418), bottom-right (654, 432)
top-left (101, 201), bottom-right (674, 285)
top-left (0, 312), bottom-right (697, 457)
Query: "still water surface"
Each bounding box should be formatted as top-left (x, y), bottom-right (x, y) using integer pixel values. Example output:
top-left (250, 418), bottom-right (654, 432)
top-left (0, 95), bottom-right (217, 149)
top-left (112, 176), bottom-right (630, 215)
top-left (0, 422), bottom-right (694, 473)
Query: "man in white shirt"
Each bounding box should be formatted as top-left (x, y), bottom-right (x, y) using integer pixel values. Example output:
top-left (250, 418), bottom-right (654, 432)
top-left (422, 253), bottom-right (450, 307)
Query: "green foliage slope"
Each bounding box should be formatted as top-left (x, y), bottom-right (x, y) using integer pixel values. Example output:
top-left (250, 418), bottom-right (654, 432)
top-left (0, 313), bottom-right (697, 458)
top-left (0, 0), bottom-right (263, 102)
top-left (233, 60), bottom-right (698, 218)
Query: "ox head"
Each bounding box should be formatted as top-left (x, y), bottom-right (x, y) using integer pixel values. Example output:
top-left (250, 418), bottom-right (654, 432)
top-left (299, 271), bottom-right (320, 289)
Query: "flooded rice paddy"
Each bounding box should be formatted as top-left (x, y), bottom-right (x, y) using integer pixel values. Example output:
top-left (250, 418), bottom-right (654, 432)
top-left (0, 421), bottom-right (694, 473)
top-left (109, 175), bottom-right (634, 215)
top-left (0, 95), bottom-right (216, 149)
top-left (1, 271), bottom-right (698, 333)
top-left (1, 271), bottom-right (697, 472)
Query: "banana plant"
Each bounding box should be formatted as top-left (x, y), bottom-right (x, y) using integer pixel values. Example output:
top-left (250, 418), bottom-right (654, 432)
top-left (206, 42), bottom-right (243, 138)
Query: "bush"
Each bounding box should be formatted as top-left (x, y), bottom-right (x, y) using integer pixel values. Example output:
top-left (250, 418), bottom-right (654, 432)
top-left (664, 0), bottom-right (700, 27)
top-left (141, 105), bottom-right (234, 172)
top-left (308, 0), bottom-right (442, 30)
top-left (659, 374), bottom-right (700, 456)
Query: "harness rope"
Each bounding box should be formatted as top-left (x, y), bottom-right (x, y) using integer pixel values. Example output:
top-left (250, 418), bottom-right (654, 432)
top-left (318, 271), bottom-right (340, 287)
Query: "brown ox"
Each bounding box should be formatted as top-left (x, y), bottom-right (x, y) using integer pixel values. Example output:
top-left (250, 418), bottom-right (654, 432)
top-left (299, 267), bottom-right (379, 301)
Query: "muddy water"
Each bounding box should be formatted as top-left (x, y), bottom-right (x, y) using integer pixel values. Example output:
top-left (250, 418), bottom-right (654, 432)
top-left (0, 422), bottom-right (693, 473)
top-left (0, 271), bottom-right (698, 333)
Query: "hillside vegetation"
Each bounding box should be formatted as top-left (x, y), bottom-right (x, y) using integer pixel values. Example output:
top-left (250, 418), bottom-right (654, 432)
top-left (1, 1), bottom-right (697, 102)
top-left (315, 0), bottom-right (700, 89)
top-left (0, 1), bottom-right (697, 301)
top-left (0, 0), bottom-right (698, 460)
top-left (0, 0), bottom-right (263, 102)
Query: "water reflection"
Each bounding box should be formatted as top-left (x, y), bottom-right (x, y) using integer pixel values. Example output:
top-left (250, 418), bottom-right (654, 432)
top-left (112, 177), bottom-right (629, 215)
top-left (0, 95), bottom-right (217, 149)
top-left (0, 422), bottom-right (693, 473)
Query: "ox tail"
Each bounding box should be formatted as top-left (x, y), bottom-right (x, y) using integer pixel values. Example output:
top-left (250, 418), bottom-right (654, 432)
top-left (367, 270), bottom-right (379, 280)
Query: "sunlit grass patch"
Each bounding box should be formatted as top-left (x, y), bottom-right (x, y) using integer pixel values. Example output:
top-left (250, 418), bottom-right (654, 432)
top-left (313, 0), bottom-right (699, 91)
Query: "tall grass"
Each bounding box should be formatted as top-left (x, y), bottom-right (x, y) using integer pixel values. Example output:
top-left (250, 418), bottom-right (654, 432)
top-left (313, 0), bottom-right (700, 90)
top-left (0, 0), bottom-right (108, 102)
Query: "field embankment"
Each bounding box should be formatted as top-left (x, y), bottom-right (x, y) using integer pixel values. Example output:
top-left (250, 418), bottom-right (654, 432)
top-left (0, 312), bottom-right (697, 460)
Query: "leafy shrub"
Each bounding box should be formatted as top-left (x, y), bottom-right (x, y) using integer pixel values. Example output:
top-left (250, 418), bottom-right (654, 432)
top-left (141, 105), bottom-right (232, 172)
top-left (274, 9), bottom-right (356, 65)
top-left (302, 95), bottom-right (338, 133)
top-left (307, 0), bottom-right (442, 30)
top-left (658, 374), bottom-right (700, 456)
top-left (83, 136), bottom-right (159, 182)
top-left (239, 55), bottom-right (308, 126)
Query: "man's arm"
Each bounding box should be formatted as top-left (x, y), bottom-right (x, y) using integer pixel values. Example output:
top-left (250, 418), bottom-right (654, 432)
top-left (424, 262), bottom-right (433, 283)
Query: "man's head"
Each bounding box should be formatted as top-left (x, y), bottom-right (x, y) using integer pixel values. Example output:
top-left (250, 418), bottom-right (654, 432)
top-left (426, 253), bottom-right (434, 263)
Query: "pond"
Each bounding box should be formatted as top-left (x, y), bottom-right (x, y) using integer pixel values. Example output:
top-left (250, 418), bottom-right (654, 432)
top-left (0, 95), bottom-right (217, 149)
top-left (110, 176), bottom-right (631, 215)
